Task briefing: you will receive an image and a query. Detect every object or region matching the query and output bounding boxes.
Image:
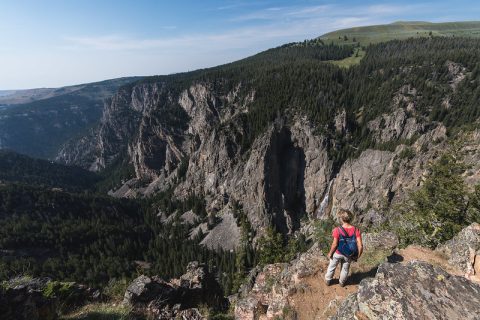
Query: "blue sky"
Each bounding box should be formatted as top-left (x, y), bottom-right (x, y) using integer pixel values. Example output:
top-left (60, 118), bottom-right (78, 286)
top-left (1, 0), bottom-right (479, 89)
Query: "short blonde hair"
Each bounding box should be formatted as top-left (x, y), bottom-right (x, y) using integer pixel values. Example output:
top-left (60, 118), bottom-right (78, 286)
top-left (337, 209), bottom-right (353, 223)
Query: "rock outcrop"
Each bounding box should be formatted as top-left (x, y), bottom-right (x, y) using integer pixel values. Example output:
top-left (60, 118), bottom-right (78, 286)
top-left (0, 276), bottom-right (98, 320)
top-left (200, 211), bottom-right (241, 251)
top-left (235, 243), bottom-right (327, 319)
top-left (362, 231), bottom-right (399, 252)
top-left (123, 261), bottom-right (226, 319)
top-left (329, 124), bottom-right (449, 223)
top-left (437, 223), bottom-right (480, 279)
top-left (331, 261), bottom-right (480, 320)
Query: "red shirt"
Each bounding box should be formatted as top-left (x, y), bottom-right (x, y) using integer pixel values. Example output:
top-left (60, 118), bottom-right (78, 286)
top-left (332, 226), bottom-right (361, 255)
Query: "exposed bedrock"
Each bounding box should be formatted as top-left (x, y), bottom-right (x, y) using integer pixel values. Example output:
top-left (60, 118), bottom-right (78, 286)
top-left (57, 77), bottom-right (480, 245)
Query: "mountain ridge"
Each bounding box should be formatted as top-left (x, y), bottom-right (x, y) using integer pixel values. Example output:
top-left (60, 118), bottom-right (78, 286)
top-left (0, 77), bottom-right (140, 159)
top-left (320, 20), bottom-right (480, 45)
top-left (57, 36), bottom-right (480, 246)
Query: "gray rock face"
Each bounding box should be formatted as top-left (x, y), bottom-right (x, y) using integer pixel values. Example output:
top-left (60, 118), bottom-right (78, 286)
top-left (200, 211), bottom-right (241, 251)
top-left (367, 108), bottom-right (424, 144)
top-left (331, 261), bottom-right (480, 320)
top-left (446, 60), bottom-right (466, 90)
top-left (329, 124), bottom-right (449, 222)
top-left (175, 115), bottom-right (332, 239)
top-left (362, 231), bottom-right (399, 252)
top-left (57, 75), bottom-right (480, 245)
top-left (437, 223), bottom-right (480, 278)
top-left (463, 130), bottom-right (480, 188)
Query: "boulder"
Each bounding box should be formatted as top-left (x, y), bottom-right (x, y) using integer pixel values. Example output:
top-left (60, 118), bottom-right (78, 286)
top-left (0, 276), bottom-right (97, 320)
top-left (123, 275), bottom-right (176, 306)
top-left (362, 231), bottom-right (399, 252)
top-left (124, 261), bottom-right (226, 318)
top-left (331, 261), bottom-right (480, 320)
top-left (437, 223), bottom-right (480, 278)
top-left (0, 277), bottom-right (56, 320)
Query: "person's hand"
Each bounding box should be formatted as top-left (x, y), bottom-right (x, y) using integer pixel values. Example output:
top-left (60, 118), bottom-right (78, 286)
top-left (327, 253), bottom-right (333, 260)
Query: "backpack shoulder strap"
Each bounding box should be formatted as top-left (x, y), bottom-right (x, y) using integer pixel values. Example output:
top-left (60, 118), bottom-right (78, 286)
top-left (338, 226), bottom-right (348, 239)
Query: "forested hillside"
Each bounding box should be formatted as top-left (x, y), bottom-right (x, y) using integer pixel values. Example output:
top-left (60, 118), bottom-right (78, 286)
top-left (0, 150), bottom-right (100, 191)
top-left (0, 183), bottom-right (242, 294)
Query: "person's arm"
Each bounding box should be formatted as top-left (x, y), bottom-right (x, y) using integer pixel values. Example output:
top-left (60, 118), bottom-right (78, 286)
top-left (327, 237), bottom-right (338, 260)
top-left (356, 235), bottom-right (363, 258)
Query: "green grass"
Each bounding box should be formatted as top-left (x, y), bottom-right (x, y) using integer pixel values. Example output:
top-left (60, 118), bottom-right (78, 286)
top-left (329, 48), bottom-right (366, 68)
top-left (320, 21), bottom-right (480, 46)
top-left (357, 249), bottom-right (392, 268)
top-left (61, 303), bottom-right (136, 320)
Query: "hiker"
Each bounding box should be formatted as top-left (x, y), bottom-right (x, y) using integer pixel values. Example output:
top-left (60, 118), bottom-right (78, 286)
top-left (324, 208), bottom-right (363, 287)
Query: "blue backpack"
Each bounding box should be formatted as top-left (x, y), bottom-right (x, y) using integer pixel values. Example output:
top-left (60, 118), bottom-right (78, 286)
top-left (337, 226), bottom-right (358, 259)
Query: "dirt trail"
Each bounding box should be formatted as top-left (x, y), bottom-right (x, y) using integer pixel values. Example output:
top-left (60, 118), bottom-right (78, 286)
top-left (290, 245), bottom-right (469, 320)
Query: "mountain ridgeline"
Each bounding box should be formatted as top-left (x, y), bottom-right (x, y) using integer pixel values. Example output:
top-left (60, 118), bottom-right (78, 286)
top-left (58, 36), bottom-right (480, 238)
top-left (0, 77), bottom-right (138, 159)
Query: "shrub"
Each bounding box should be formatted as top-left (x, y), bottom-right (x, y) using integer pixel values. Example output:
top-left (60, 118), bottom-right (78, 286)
top-left (43, 281), bottom-right (75, 299)
top-left (313, 219), bottom-right (336, 255)
top-left (257, 227), bottom-right (285, 266)
top-left (393, 153), bottom-right (477, 248)
top-left (103, 278), bottom-right (129, 301)
top-left (398, 147), bottom-right (415, 160)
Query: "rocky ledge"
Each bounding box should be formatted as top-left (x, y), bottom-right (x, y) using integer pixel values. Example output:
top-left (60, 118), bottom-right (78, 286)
top-left (0, 276), bottom-right (99, 320)
top-left (123, 261), bottom-right (227, 319)
top-left (234, 243), bottom-right (327, 319)
top-left (437, 222), bottom-right (480, 280)
top-left (234, 231), bottom-right (399, 320)
top-left (332, 260), bottom-right (480, 320)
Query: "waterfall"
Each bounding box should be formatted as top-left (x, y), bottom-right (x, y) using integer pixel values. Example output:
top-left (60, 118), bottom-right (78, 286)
top-left (316, 179), bottom-right (334, 219)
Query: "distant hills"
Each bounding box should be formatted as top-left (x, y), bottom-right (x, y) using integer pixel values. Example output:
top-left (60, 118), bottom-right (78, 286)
top-left (0, 86), bottom-right (83, 105)
top-left (0, 77), bottom-right (139, 159)
top-left (320, 21), bottom-right (480, 45)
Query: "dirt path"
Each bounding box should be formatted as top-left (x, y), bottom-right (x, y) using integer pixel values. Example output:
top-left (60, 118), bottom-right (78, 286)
top-left (290, 245), bottom-right (468, 320)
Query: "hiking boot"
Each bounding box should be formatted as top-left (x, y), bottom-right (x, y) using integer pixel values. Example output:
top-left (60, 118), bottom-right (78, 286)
top-left (325, 279), bottom-right (332, 286)
top-left (339, 282), bottom-right (346, 287)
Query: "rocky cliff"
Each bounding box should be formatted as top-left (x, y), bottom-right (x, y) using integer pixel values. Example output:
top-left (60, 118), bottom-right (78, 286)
top-left (56, 38), bottom-right (480, 249)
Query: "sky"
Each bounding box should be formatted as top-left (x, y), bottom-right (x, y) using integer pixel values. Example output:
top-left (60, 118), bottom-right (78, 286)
top-left (1, 0), bottom-right (479, 89)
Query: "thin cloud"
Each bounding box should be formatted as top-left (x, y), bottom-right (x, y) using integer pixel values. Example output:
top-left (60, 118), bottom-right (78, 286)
top-left (285, 5), bottom-right (331, 17)
top-left (230, 3), bottom-right (422, 22)
top-left (367, 4), bottom-right (412, 15)
top-left (216, 1), bottom-right (273, 11)
top-left (64, 2), bottom-right (414, 53)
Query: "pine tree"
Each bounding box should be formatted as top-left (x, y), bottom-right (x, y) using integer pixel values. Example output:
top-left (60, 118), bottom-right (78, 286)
top-left (396, 153), bottom-right (471, 247)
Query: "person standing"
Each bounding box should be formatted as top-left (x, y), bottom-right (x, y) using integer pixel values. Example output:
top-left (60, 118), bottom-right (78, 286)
top-left (324, 209), bottom-right (363, 287)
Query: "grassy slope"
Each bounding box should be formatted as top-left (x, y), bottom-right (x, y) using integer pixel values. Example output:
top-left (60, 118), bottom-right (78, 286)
top-left (320, 21), bottom-right (480, 46)
top-left (329, 48), bottom-right (365, 68)
top-left (320, 21), bottom-right (480, 67)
